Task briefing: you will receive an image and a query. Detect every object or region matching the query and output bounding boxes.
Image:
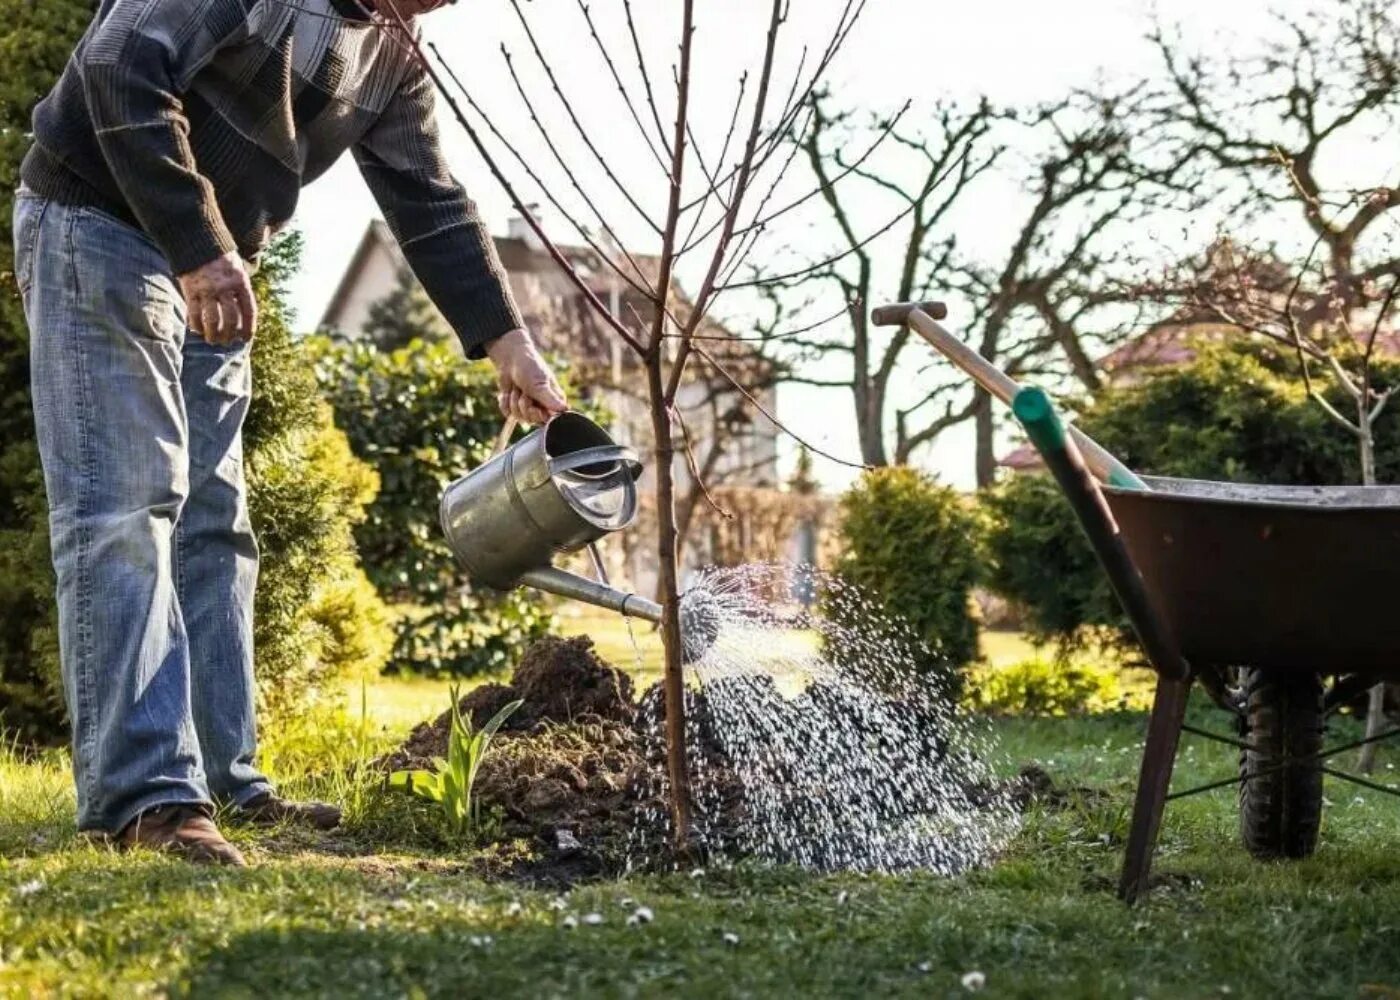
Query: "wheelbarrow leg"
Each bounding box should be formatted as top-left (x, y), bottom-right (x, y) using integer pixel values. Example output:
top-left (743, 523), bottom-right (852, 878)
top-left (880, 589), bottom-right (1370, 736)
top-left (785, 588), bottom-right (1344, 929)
top-left (1011, 387), bottom-right (1193, 905)
top-left (1119, 675), bottom-right (1192, 904)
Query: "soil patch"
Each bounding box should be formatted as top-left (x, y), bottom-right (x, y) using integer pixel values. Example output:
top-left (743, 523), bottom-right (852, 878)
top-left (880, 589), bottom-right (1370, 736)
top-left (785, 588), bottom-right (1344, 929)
top-left (384, 637), bottom-right (636, 775)
top-left (1006, 764), bottom-right (1110, 810)
top-left (378, 635), bottom-right (1036, 885)
top-left (378, 636), bottom-right (722, 883)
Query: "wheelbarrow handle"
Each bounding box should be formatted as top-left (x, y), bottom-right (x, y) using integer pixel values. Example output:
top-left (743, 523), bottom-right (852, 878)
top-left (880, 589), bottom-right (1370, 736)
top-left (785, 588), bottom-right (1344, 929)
top-left (873, 302), bottom-right (1145, 490)
top-left (1014, 387), bottom-right (1188, 682)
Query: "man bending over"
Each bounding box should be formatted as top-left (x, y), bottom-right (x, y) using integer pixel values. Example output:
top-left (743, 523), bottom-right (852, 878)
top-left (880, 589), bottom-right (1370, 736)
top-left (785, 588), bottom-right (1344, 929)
top-left (15, 0), bottom-right (565, 865)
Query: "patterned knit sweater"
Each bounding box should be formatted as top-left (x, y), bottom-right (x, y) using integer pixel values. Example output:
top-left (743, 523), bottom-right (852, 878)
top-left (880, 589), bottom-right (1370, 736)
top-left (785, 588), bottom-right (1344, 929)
top-left (22, 0), bottom-right (522, 355)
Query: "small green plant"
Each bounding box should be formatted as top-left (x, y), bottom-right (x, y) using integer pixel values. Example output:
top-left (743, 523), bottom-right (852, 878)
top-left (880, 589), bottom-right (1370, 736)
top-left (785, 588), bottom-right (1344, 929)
top-left (388, 685), bottom-right (521, 838)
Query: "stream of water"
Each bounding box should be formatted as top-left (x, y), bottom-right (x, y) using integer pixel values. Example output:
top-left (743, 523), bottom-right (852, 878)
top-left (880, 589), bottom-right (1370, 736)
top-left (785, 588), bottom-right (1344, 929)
top-left (632, 564), bottom-right (1018, 875)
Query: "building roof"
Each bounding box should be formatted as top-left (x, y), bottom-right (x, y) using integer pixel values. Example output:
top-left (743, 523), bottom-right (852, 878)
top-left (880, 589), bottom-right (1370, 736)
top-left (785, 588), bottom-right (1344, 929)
top-left (320, 219), bottom-right (764, 378)
top-left (998, 319), bottom-right (1400, 473)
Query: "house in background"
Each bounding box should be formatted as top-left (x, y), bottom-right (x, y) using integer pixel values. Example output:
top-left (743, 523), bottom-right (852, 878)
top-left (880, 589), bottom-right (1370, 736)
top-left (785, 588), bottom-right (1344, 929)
top-left (321, 215), bottom-right (831, 595)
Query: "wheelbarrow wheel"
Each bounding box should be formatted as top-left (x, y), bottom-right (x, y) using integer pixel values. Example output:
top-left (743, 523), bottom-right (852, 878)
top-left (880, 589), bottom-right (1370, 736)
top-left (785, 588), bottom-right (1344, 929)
top-left (1239, 669), bottom-right (1324, 859)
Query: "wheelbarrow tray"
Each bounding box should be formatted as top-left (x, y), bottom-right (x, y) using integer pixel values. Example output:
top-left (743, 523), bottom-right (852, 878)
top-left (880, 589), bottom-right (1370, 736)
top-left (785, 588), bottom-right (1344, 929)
top-left (1103, 476), bottom-right (1400, 679)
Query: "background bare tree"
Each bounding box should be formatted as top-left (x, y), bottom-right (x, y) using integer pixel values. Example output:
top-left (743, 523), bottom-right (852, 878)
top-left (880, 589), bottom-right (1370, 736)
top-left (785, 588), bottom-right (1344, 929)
top-left (948, 89), bottom-right (1189, 486)
top-left (760, 86), bottom-right (1180, 482)
top-left (380, 0), bottom-right (880, 841)
top-left (671, 365), bottom-right (783, 566)
top-left (1145, 0), bottom-right (1400, 771)
top-left (755, 90), bottom-right (1000, 467)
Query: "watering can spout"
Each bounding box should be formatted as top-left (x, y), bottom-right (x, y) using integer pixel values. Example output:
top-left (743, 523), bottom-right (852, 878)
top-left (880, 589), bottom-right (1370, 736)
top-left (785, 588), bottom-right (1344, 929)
top-left (518, 566), bottom-right (663, 625)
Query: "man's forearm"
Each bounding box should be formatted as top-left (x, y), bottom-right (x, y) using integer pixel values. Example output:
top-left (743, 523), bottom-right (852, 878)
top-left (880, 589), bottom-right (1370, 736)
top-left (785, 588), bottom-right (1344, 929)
top-left (395, 218), bottom-right (524, 357)
top-left (354, 59), bottom-right (525, 357)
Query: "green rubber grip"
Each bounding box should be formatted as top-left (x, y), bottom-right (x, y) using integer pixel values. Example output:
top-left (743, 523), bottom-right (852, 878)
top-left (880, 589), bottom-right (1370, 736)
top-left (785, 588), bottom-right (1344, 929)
top-left (1012, 387), bottom-right (1067, 453)
top-left (1013, 386), bottom-right (1148, 491)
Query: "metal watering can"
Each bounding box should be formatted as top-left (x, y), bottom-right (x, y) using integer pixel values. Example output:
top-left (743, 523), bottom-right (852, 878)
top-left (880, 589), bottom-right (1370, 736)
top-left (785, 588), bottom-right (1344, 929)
top-left (439, 411), bottom-right (666, 623)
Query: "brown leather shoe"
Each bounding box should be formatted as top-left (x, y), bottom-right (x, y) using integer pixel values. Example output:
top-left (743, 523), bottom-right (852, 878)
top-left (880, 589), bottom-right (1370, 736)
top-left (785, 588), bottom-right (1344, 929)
top-left (234, 793), bottom-right (342, 831)
top-left (118, 805), bottom-right (247, 867)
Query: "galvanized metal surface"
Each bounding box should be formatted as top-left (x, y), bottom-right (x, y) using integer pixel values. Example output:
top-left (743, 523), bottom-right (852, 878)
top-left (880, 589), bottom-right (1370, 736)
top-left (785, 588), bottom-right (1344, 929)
top-left (440, 412), bottom-right (657, 619)
top-left (518, 566), bottom-right (662, 622)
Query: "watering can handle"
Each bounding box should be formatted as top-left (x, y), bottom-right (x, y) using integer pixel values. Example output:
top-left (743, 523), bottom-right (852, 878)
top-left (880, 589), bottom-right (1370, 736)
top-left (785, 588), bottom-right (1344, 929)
top-left (493, 417), bottom-right (519, 457)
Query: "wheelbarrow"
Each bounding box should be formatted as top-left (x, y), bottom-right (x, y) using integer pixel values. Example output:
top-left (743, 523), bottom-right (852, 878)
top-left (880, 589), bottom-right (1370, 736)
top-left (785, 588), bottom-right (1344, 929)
top-left (874, 301), bottom-right (1400, 903)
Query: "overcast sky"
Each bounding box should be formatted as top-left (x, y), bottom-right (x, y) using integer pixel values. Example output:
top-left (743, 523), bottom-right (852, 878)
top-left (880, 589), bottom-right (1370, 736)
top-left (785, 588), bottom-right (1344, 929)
top-left (288, 0), bottom-right (1340, 489)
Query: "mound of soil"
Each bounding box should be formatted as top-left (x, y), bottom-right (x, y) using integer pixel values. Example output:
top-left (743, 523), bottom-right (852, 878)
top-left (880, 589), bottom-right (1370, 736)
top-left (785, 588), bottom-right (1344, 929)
top-left (1007, 764), bottom-right (1108, 810)
top-left (513, 635), bottom-right (635, 725)
top-left (382, 636), bottom-right (634, 773)
top-left (379, 635), bottom-right (708, 882)
top-left (378, 635), bottom-right (1034, 885)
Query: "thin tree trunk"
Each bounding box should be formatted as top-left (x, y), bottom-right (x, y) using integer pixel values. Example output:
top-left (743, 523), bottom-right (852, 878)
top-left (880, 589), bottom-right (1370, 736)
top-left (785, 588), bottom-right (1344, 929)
top-left (860, 387), bottom-right (888, 467)
top-left (1358, 415), bottom-right (1387, 773)
top-left (646, 357), bottom-right (694, 845)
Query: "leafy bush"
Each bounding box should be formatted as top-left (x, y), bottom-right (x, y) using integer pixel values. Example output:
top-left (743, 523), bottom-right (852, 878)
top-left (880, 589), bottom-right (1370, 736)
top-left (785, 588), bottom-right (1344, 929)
top-left (983, 339), bottom-right (1400, 643)
top-left (982, 473), bottom-right (1123, 638)
top-left (832, 466), bottom-right (982, 689)
top-left (312, 338), bottom-right (553, 677)
top-left (964, 656), bottom-right (1134, 716)
top-left (225, 236), bottom-right (396, 717)
top-left (0, 0), bottom-right (96, 743)
top-left (1077, 340), bottom-right (1400, 484)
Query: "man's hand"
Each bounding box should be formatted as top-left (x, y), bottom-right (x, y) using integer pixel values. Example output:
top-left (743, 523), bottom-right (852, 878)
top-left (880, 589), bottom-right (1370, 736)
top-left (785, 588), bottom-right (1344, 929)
top-left (178, 251), bottom-right (258, 345)
top-left (485, 329), bottom-right (568, 425)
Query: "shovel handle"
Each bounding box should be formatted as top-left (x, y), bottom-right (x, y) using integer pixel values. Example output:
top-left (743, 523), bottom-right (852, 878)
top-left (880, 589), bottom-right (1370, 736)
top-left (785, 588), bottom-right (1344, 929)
top-left (870, 300), bottom-right (949, 326)
top-left (874, 302), bottom-right (1145, 490)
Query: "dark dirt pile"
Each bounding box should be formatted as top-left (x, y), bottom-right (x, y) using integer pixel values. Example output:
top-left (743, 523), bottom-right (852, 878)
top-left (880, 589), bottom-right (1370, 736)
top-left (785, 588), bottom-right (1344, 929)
top-left (379, 636), bottom-right (1048, 884)
top-left (1006, 764), bottom-right (1109, 810)
top-left (379, 636), bottom-right (715, 882)
top-left (382, 636), bottom-right (636, 774)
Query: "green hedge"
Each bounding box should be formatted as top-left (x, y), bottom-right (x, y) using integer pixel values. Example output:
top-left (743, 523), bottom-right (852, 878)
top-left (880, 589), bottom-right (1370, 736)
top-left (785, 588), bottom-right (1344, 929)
top-left (982, 473), bottom-right (1121, 638)
top-left (312, 338), bottom-right (552, 677)
top-left (832, 466), bottom-right (982, 693)
top-left (983, 340), bottom-right (1400, 642)
top-left (244, 238), bottom-right (394, 715)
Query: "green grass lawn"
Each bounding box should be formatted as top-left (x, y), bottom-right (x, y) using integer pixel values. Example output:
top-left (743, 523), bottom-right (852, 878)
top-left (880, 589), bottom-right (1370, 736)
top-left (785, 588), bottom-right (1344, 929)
top-left (5, 680), bottom-right (1400, 998)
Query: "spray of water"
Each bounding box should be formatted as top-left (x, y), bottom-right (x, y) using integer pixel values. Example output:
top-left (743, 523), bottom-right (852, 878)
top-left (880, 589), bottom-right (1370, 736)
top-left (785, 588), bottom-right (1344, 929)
top-left (632, 564), bottom-right (1018, 876)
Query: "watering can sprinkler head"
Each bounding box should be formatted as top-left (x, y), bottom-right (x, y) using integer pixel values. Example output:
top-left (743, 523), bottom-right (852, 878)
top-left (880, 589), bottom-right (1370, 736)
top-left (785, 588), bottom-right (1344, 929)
top-left (439, 412), bottom-right (718, 662)
top-left (516, 566), bottom-right (720, 663)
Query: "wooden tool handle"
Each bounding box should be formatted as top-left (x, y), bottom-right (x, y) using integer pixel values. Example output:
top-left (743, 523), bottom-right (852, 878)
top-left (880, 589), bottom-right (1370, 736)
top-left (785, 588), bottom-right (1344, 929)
top-left (493, 417), bottom-right (518, 457)
top-left (870, 300), bottom-right (949, 326)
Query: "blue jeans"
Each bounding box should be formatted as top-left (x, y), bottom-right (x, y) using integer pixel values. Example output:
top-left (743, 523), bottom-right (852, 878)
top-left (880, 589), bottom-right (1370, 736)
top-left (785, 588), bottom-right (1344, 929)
top-left (14, 191), bottom-right (272, 834)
